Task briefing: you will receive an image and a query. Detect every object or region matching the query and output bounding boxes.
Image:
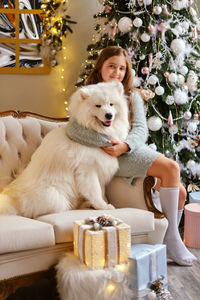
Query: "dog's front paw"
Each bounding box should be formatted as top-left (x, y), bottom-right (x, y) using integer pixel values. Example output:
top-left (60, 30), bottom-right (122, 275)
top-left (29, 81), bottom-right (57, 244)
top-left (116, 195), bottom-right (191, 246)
top-left (106, 204), bottom-right (115, 210)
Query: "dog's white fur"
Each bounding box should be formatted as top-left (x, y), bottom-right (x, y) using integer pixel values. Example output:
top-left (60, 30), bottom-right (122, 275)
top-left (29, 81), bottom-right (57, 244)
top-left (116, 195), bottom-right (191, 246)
top-left (0, 82), bottom-right (129, 218)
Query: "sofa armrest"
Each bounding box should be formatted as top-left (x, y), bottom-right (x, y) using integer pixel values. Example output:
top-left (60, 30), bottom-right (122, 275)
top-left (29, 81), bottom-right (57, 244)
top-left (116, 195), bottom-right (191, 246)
top-left (106, 176), bottom-right (164, 218)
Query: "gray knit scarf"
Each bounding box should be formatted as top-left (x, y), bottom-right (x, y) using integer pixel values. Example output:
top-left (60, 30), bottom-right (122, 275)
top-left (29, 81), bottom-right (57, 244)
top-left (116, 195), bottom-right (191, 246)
top-left (66, 118), bottom-right (136, 185)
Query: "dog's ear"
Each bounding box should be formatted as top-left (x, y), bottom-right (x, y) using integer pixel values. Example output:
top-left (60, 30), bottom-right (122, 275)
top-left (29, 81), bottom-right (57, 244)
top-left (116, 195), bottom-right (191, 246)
top-left (112, 82), bottom-right (124, 95)
top-left (79, 87), bottom-right (90, 100)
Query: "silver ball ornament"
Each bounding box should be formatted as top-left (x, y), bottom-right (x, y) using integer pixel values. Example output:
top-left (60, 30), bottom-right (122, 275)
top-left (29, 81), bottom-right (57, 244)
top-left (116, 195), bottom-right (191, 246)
top-left (141, 33), bottom-right (151, 42)
top-left (183, 111), bottom-right (192, 120)
top-left (169, 124), bottom-right (178, 135)
top-left (147, 116), bottom-right (162, 131)
top-left (155, 86), bottom-right (165, 96)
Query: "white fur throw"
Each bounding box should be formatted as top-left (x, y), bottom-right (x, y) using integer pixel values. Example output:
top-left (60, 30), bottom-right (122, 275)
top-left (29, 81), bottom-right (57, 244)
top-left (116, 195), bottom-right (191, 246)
top-left (56, 253), bottom-right (134, 300)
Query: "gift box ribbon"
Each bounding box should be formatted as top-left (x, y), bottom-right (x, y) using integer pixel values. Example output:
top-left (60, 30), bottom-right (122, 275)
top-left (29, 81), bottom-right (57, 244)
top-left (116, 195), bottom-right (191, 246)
top-left (78, 223), bottom-right (120, 267)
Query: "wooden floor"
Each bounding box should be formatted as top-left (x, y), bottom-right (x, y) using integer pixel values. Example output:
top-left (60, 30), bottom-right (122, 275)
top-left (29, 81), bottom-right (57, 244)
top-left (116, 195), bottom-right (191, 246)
top-left (167, 247), bottom-right (200, 300)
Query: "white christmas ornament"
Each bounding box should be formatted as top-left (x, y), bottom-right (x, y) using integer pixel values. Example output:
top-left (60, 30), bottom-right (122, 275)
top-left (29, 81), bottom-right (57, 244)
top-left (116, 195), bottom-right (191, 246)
top-left (187, 160), bottom-right (196, 169)
top-left (153, 6), bottom-right (162, 15)
top-left (175, 25), bottom-right (183, 35)
top-left (141, 33), bottom-right (150, 42)
top-left (182, 21), bottom-right (190, 31)
top-left (183, 111), bottom-right (192, 120)
top-left (143, 0), bottom-right (152, 5)
top-left (186, 70), bottom-right (198, 92)
top-left (170, 39), bottom-right (186, 55)
top-left (188, 122), bottom-right (197, 132)
top-left (133, 17), bottom-right (143, 28)
top-left (179, 66), bottom-right (188, 75)
top-left (166, 96), bottom-right (175, 105)
top-left (174, 89), bottom-right (188, 105)
top-left (155, 86), bottom-right (165, 96)
top-left (178, 74), bottom-right (185, 84)
top-left (118, 17), bottom-right (132, 33)
top-left (168, 73), bottom-right (178, 83)
top-left (132, 76), bottom-right (143, 87)
top-left (148, 75), bottom-right (158, 85)
top-left (173, 0), bottom-right (189, 10)
top-left (147, 116), bottom-right (162, 131)
top-left (195, 60), bottom-right (200, 68)
top-left (169, 124), bottom-right (178, 135)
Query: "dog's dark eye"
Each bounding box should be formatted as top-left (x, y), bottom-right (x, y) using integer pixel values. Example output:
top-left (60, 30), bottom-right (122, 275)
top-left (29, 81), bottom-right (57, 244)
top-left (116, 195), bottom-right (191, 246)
top-left (96, 105), bottom-right (101, 108)
top-left (110, 103), bottom-right (113, 106)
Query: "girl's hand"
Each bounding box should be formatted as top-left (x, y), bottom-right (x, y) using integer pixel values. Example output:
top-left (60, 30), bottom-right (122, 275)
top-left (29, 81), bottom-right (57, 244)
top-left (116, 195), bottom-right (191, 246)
top-left (101, 140), bottom-right (129, 157)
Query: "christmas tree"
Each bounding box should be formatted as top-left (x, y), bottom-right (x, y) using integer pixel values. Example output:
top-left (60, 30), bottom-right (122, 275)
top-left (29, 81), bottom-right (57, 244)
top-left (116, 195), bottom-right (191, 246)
top-left (77, 0), bottom-right (200, 194)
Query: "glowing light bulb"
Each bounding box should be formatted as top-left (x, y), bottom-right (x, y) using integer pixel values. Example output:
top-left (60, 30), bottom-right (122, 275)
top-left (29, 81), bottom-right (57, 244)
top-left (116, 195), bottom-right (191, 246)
top-left (64, 101), bottom-right (68, 104)
top-left (64, 56), bottom-right (67, 60)
top-left (62, 88), bottom-right (66, 92)
top-left (61, 75), bottom-right (64, 79)
top-left (62, 68), bottom-right (64, 72)
top-left (106, 283), bottom-right (115, 292)
top-left (115, 264), bottom-right (127, 272)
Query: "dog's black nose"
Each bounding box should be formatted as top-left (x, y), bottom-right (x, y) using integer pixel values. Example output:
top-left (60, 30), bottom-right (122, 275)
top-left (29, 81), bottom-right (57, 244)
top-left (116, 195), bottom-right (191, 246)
top-left (105, 113), bottom-right (113, 120)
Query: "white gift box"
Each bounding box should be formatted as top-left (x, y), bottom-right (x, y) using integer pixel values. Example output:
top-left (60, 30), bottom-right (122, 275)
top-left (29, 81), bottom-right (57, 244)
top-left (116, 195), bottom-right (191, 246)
top-left (128, 244), bottom-right (167, 300)
top-left (189, 191), bottom-right (200, 203)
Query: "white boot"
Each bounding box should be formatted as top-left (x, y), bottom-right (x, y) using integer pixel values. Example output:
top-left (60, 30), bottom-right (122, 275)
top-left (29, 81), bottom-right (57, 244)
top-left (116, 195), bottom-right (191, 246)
top-left (177, 209), bottom-right (183, 226)
top-left (160, 187), bottom-right (197, 266)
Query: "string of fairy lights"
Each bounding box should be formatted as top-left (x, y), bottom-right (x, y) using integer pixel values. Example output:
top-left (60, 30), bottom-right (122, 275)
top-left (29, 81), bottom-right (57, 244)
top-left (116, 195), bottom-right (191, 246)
top-left (40, 0), bottom-right (76, 114)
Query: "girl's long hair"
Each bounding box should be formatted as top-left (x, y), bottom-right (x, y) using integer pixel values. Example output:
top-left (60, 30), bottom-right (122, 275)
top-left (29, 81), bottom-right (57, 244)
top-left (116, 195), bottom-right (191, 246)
top-left (86, 46), bottom-right (134, 124)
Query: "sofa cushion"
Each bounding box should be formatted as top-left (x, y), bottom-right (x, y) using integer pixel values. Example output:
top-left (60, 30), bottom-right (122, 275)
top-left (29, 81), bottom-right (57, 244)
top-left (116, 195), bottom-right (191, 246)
top-left (36, 208), bottom-right (154, 244)
top-left (0, 216), bottom-right (55, 254)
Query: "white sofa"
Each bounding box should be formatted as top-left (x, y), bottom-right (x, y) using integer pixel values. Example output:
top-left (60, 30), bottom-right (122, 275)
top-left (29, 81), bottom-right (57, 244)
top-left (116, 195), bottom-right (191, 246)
top-left (0, 110), bottom-right (168, 299)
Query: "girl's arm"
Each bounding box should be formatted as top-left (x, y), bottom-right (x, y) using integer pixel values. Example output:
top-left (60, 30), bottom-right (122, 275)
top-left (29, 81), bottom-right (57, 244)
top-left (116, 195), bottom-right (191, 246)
top-left (124, 91), bottom-right (149, 152)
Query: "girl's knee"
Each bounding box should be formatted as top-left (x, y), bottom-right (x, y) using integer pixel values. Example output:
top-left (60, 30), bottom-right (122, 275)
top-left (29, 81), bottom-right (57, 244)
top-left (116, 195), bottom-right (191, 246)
top-left (179, 184), bottom-right (187, 204)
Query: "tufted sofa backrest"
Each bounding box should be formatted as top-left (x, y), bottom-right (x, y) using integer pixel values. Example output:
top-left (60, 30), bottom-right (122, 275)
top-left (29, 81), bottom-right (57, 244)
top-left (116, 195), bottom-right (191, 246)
top-left (0, 112), bottom-right (67, 192)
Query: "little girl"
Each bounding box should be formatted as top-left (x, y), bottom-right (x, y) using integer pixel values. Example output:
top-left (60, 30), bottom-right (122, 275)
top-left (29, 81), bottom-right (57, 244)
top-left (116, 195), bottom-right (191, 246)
top-left (67, 46), bottom-right (196, 266)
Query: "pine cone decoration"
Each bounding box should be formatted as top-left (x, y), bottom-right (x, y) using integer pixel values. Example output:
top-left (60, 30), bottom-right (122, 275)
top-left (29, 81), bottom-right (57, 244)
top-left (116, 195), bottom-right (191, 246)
top-left (96, 215), bottom-right (113, 226)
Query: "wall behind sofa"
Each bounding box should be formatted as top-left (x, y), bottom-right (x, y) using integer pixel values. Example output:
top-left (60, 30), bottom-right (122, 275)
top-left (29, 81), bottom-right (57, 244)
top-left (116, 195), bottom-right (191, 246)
top-left (0, 1), bottom-right (102, 117)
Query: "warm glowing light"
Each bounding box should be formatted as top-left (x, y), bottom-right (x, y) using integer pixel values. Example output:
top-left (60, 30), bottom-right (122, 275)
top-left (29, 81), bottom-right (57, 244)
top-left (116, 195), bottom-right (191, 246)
top-left (101, 259), bottom-right (105, 267)
top-left (61, 75), bottom-right (64, 79)
top-left (64, 56), bottom-right (67, 60)
top-left (64, 101), bottom-right (68, 104)
top-left (51, 27), bottom-right (57, 34)
top-left (62, 68), bottom-right (65, 72)
top-left (63, 46), bottom-right (66, 50)
top-left (115, 264), bottom-right (127, 272)
top-left (62, 88), bottom-right (66, 92)
top-left (106, 283), bottom-right (115, 292)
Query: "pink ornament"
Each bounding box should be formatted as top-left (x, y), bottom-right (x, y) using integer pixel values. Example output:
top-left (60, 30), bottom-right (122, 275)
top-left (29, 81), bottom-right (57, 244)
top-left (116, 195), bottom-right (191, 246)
top-left (164, 72), bottom-right (169, 78)
top-left (168, 110), bottom-right (173, 127)
top-left (105, 5), bottom-right (112, 13)
top-left (148, 53), bottom-right (153, 72)
top-left (111, 24), bottom-right (117, 38)
top-left (148, 24), bottom-right (155, 32)
top-left (192, 26), bottom-right (198, 41)
top-left (141, 67), bottom-right (149, 75)
top-left (193, 113), bottom-right (199, 120)
top-left (157, 22), bottom-right (166, 32)
top-left (162, 5), bottom-right (171, 16)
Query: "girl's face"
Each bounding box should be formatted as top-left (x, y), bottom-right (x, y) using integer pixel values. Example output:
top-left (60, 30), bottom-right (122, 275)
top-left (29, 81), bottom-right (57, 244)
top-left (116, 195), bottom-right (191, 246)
top-left (100, 55), bottom-right (127, 83)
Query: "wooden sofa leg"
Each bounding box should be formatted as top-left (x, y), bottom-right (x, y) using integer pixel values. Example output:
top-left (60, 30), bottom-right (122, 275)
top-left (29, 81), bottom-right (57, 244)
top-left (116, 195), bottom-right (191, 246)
top-left (143, 176), bottom-right (164, 219)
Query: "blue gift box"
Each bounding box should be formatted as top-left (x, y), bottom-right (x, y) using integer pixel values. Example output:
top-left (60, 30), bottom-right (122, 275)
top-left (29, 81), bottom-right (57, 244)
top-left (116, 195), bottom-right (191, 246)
top-left (189, 191), bottom-right (200, 203)
top-left (128, 244), bottom-right (167, 300)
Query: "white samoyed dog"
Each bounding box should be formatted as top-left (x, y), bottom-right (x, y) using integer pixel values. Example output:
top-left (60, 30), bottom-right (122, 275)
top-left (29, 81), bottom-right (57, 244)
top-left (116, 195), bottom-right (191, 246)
top-left (0, 81), bottom-right (129, 218)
